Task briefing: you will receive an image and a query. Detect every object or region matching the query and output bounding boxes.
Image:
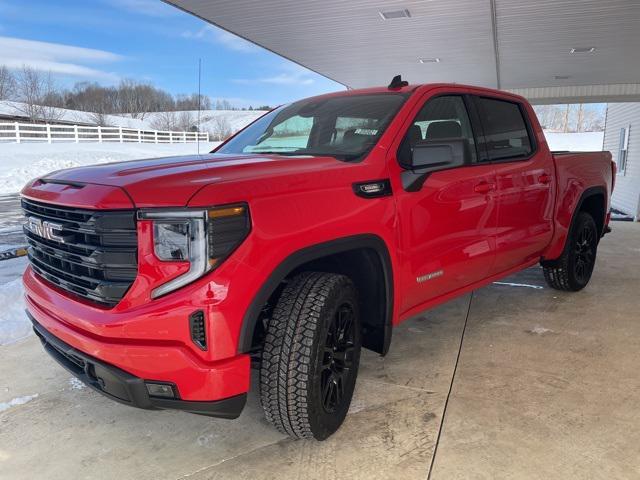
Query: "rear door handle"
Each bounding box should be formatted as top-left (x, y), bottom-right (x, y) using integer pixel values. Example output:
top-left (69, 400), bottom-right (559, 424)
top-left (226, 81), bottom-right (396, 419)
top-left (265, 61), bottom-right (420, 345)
top-left (474, 182), bottom-right (496, 194)
top-left (538, 173), bottom-right (552, 184)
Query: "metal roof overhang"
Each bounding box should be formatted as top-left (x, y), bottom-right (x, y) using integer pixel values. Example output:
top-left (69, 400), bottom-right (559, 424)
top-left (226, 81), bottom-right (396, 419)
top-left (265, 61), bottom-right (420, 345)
top-left (165, 0), bottom-right (640, 104)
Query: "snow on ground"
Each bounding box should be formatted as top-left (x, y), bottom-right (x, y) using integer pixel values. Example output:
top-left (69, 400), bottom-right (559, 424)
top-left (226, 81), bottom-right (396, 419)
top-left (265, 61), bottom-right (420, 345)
top-left (0, 100), bottom-right (148, 129)
top-left (544, 131), bottom-right (604, 152)
top-left (0, 100), bottom-right (266, 131)
top-left (0, 142), bottom-right (220, 195)
top-left (0, 280), bottom-right (28, 345)
top-left (68, 377), bottom-right (86, 391)
top-left (0, 256), bottom-right (26, 284)
top-left (0, 393), bottom-right (39, 412)
top-left (143, 109), bottom-right (265, 132)
top-left (0, 257), bottom-right (29, 346)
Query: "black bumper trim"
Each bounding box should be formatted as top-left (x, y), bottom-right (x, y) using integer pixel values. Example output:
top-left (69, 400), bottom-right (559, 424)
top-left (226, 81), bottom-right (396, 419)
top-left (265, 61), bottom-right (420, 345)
top-left (29, 313), bottom-right (246, 419)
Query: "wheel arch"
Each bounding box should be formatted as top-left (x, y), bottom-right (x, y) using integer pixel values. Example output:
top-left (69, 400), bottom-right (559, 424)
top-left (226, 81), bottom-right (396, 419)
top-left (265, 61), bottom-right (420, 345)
top-left (544, 185), bottom-right (607, 265)
top-left (577, 187), bottom-right (607, 239)
top-left (238, 234), bottom-right (394, 356)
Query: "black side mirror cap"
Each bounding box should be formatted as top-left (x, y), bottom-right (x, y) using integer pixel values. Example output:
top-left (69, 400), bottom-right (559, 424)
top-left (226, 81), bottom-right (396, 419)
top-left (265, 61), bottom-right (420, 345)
top-left (401, 138), bottom-right (469, 192)
top-left (408, 139), bottom-right (468, 171)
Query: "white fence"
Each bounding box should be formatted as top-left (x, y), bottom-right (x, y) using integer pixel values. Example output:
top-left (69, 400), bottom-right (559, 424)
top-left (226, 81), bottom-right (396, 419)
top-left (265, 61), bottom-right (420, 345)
top-left (0, 122), bottom-right (209, 144)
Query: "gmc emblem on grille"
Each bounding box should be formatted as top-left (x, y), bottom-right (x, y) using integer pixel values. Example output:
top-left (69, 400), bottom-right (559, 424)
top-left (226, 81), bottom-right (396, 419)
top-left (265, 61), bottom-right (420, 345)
top-left (25, 216), bottom-right (66, 243)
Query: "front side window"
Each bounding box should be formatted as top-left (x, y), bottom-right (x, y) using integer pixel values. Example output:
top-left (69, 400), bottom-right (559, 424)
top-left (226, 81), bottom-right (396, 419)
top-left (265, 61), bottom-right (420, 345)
top-left (477, 97), bottom-right (533, 161)
top-left (398, 95), bottom-right (477, 165)
top-left (216, 93), bottom-right (408, 161)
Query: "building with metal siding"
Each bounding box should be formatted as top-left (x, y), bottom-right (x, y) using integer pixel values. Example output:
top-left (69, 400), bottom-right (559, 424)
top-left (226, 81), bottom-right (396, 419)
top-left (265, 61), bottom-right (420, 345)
top-left (604, 103), bottom-right (640, 220)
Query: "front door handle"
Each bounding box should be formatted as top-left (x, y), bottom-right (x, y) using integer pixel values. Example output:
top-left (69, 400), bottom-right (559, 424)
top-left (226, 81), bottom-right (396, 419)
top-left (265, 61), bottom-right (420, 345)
top-left (474, 182), bottom-right (496, 194)
top-left (538, 173), bottom-right (552, 184)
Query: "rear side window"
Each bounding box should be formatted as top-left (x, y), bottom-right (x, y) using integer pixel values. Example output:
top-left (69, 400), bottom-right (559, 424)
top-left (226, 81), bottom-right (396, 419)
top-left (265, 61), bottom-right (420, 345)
top-left (477, 98), bottom-right (533, 161)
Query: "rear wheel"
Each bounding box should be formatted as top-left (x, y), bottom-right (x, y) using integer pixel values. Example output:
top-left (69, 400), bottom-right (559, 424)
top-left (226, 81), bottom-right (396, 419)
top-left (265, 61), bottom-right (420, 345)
top-left (260, 272), bottom-right (361, 440)
top-left (543, 211), bottom-right (598, 291)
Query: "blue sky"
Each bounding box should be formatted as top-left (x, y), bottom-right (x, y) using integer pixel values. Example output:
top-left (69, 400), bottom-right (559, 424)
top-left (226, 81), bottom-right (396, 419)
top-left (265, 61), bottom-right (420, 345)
top-left (0, 0), bottom-right (344, 107)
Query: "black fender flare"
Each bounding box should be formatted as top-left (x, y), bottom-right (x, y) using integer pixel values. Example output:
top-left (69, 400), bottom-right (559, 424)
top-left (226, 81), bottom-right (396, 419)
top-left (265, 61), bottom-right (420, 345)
top-left (544, 185), bottom-right (607, 264)
top-left (238, 234), bottom-right (394, 355)
top-left (570, 186), bottom-right (607, 238)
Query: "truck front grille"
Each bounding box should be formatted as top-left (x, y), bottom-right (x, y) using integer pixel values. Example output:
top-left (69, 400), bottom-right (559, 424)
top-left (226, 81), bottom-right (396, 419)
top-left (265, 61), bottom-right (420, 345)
top-left (22, 198), bottom-right (138, 308)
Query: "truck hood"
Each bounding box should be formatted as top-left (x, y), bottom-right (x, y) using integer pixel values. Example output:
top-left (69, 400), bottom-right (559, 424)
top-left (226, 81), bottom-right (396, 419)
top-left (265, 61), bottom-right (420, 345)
top-left (27, 153), bottom-right (349, 207)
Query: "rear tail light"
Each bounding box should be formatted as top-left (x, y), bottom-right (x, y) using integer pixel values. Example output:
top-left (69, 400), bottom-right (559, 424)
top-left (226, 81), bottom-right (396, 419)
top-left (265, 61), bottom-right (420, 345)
top-left (611, 160), bottom-right (617, 193)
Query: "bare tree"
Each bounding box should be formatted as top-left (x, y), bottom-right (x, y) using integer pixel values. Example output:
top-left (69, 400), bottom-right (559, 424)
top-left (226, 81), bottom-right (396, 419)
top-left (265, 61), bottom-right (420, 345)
top-left (116, 79), bottom-right (177, 119)
top-left (209, 115), bottom-right (233, 141)
top-left (177, 111), bottom-right (196, 131)
top-left (150, 110), bottom-right (179, 131)
top-left (90, 112), bottom-right (111, 127)
top-left (534, 103), bottom-right (606, 133)
top-left (214, 98), bottom-right (234, 110)
top-left (0, 66), bottom-right (16, 100)
top-left (176, 93), bottom-right (211, 111)
top-left (14, 66), bottom-right (63, 122)
top-left (581, 108), bottom-right (604, 132)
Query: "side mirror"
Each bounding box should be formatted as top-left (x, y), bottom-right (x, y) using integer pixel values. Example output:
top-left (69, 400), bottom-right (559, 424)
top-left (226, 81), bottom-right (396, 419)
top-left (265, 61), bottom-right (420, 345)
top-left (401, 138), bottom-right (470, 192)
top-left (409, 139), bottom-right (468, 171)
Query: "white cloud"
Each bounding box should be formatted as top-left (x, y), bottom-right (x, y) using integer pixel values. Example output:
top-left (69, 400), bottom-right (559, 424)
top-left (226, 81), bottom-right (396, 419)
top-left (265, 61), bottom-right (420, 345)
top-left (0, 36), bottom-right (122, 81)
top-left (181, 25), bottom-right (259, 53)
top-left (233, 64), bottom-right (315, 87)
top-left (104, 0), bottom-right (176, 17)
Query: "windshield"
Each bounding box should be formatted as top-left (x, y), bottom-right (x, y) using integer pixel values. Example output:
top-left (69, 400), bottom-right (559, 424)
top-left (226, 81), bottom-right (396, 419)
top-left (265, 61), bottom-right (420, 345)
top-left (215, 93), bottom-right (408, 161)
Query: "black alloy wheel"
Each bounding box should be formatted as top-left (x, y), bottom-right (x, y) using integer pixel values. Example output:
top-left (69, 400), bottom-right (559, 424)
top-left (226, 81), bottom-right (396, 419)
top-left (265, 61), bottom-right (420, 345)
top-left (321, 304), bottom-right (357, 414)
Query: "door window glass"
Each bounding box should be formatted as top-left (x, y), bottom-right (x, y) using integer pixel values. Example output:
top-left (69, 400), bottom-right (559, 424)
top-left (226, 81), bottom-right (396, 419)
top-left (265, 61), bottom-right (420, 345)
top-left (477, 97), bottom-right (533, 161)
top-left (398, 96), bottom-right (477, 165)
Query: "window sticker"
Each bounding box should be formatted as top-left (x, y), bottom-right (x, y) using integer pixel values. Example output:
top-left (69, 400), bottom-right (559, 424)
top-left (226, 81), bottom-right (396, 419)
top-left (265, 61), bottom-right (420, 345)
top-left (354, 128), bottom-right (378, 135)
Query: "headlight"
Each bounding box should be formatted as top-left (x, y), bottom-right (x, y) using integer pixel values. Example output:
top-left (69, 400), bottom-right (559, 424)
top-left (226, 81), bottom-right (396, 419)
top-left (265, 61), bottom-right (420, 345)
top-left (138, 204), bottom-right (250, 298)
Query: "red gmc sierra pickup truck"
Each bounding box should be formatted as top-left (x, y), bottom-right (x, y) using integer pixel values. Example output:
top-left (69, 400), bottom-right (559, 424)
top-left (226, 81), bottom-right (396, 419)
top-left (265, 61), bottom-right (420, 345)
top-left (21, 78), bottom-right (614, 440)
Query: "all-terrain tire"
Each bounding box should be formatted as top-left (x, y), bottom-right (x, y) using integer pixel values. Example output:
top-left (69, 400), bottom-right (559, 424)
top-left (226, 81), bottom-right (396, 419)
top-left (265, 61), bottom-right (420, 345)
top-left (259, 272), bottom-right (361, 440)
top-left (543, 211), bottom-right (598, 291)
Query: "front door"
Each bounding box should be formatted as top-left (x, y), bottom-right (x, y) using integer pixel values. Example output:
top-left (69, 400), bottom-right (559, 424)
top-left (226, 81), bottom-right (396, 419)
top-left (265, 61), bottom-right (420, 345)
top-left (389, 93), bottom-right (498, 316)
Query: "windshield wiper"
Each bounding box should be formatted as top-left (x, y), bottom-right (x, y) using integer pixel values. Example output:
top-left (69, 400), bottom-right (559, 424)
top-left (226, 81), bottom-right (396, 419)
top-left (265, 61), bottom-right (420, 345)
top-left (289, 150), bottom-right (363, 161)
top-left (279, 149), bottom-right (362, 161)
top-left (246, 149), bottom-right (362, 162)
top-left (248, 150), bottom-right (299, 155)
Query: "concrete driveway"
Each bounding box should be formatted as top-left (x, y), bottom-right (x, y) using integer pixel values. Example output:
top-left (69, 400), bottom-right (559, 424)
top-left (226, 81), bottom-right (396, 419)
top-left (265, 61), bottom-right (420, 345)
top-left (1, 222), bottom-right (639, 479)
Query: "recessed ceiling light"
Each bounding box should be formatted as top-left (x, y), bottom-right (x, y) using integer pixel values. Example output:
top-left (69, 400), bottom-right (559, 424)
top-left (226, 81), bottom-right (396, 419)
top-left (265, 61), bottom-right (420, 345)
top-left (379, 9), bottom-right (411, 20)
top-left (570, 47), bottom-right (596, 54)
top-left (554, 75), bottom-right (572, 80)
top-left (419, 58), bottom-right (441, 63)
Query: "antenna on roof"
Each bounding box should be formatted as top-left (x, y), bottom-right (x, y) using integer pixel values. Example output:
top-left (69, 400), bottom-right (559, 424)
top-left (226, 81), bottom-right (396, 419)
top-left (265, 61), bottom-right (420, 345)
top-left (197, 58), bottom-right (202, 155)
top-left (388, 74), bottom-right (408, 89)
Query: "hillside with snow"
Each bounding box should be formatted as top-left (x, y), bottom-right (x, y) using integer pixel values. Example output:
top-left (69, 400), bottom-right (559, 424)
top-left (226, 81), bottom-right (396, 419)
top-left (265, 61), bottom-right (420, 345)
top-left (0, 142), bottom-right (221, 195)
top-left (0, 100), bottom-right (266, 132)
top-left (143, 109), bottom-right (265, 133)
top-left (543, 131), bottom-right (604, 152)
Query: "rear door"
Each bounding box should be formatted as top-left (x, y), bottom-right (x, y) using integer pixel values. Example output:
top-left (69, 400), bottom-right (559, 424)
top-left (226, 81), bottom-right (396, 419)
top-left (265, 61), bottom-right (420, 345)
top-left (473, 96), bottom-right (555, 274)
top-left (389, 91), bottom-right (498, 315)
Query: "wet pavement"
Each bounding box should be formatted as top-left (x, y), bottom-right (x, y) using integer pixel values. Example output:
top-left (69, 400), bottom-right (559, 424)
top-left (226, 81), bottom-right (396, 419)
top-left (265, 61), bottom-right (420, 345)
top-left (0, 194), bottom-right (25, 249)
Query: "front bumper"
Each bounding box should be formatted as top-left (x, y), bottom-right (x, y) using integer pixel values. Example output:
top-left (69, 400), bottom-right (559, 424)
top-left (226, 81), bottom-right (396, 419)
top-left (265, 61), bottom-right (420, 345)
top-left (23, 265), bottom-right (251, 402)
top-left (31, 314), bottom-right (246, 418)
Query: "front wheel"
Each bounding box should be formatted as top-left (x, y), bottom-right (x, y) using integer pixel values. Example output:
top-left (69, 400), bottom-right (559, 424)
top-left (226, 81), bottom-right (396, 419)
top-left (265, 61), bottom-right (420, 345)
top-left (543, 211), bottom-right (598, 291)
top-left (259, 272), bottom-right (361, 440)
